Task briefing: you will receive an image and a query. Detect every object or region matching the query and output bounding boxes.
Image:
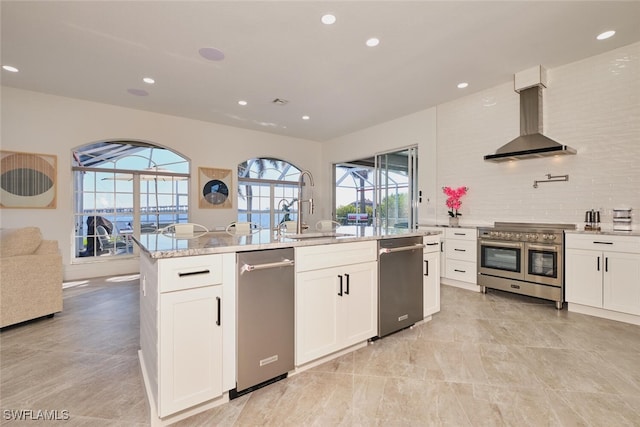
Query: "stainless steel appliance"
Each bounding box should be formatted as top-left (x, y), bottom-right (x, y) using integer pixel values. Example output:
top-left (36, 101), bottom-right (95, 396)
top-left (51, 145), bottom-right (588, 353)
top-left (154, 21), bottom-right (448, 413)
top-left (478, 222), bottom-right (575, 309)
top-left (232, 248), bottom-right (295, 398)
top-left (378, 237), bottom-right (424, 337)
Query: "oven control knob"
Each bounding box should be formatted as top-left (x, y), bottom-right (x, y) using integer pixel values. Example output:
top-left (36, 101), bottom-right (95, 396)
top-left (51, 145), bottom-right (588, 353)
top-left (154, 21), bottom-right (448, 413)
top-left (529, 234), bottom-right (539, 241)
top-left (547, 234), bottom-right (557, 241)
top-left (514, 233), bottom-right (521, 240)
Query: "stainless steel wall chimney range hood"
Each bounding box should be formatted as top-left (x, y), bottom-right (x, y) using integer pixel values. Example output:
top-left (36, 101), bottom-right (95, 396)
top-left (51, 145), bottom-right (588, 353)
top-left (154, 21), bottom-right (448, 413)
top-left (484, 66), bottom-right (576, 162)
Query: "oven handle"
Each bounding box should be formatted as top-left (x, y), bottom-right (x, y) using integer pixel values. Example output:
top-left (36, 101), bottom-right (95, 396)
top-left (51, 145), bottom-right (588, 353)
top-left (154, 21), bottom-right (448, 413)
top-left (527, 244), bottom-right (560, 252)
top-left (480, 240), bottom-right (523, 249)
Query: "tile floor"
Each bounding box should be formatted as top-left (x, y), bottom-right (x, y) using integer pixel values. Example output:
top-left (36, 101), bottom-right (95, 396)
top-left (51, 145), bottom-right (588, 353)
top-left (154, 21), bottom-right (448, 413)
top-left (2, 276), bottom-right (640, 426)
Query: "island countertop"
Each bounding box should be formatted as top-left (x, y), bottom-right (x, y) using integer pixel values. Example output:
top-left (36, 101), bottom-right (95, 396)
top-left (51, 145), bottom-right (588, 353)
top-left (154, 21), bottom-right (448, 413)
top-left (133, 225), bottom-right (441, 259)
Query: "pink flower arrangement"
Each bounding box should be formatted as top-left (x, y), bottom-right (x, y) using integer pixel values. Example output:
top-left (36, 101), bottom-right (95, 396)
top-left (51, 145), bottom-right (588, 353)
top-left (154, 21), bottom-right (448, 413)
top-left (443, 186), bottom-right (468, 218)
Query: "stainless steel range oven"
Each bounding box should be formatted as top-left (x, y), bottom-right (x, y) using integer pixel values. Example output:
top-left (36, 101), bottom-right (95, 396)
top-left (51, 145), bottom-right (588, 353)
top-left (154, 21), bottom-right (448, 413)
top-left (477, 222), bottom-right (575, 309)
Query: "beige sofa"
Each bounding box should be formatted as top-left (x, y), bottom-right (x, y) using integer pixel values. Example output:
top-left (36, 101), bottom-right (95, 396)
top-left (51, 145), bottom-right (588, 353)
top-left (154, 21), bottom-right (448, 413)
top-left (0, 227), bottom-right (63, 328)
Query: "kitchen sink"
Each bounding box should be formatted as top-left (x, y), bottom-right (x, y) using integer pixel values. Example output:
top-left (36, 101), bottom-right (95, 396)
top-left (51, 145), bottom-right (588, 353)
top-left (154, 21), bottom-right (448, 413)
top-left (284, 231), bottom-right (353, 239)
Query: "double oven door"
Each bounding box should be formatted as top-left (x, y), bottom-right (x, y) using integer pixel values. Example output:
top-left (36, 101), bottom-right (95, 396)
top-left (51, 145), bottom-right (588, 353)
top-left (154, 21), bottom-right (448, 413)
top-left (478, 239), bottom-right (561, 287)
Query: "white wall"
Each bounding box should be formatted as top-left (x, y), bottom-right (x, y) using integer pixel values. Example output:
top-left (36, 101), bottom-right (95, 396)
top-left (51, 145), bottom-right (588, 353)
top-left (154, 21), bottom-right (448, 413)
top-left (0, 87), bottom-right (323, 280)
top-left (436, 41), bottom-right (640, 228)
top-left (2, 41), bottom-right (638, 280)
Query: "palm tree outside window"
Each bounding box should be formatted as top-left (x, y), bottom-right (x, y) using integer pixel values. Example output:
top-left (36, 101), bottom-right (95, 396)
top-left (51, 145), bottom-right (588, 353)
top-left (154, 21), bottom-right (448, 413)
top-left (237, 158), bottom-right (302, 231)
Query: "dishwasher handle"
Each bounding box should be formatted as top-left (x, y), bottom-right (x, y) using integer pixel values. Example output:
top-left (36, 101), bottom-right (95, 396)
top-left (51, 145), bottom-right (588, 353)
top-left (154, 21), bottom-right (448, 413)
top-left (241, 259), bottom-right (294, 273)
top-left (379, 243), bottom-right (425, 255)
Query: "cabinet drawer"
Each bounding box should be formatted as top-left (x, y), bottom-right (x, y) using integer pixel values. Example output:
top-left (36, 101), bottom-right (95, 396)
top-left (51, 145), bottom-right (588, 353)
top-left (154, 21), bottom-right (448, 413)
top-left (565, 233), bottom-right (640, 254)
top-left (445, 239), bottom-right (476, 262)
top-left (445, 228), bottom-right (477, 241)
top-left (295, 241), bottom-right (377, 272)
top-left (423, 235), bottom-right (441, 253)
top-left (158, 254), bottom-right (223, 292)
top-left (445, 259), bottom-right (477, 284)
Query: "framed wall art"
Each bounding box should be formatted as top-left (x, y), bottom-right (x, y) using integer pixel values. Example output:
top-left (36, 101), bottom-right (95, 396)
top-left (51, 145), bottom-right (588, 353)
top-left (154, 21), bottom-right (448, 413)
top-left (198, 167), bottom-right (232, 209)
top-left (0, 150), bottom-right (57, 209)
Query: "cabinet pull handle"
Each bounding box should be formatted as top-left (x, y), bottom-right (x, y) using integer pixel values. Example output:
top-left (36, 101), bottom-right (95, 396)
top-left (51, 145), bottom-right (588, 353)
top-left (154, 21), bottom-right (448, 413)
top-left (454, 248), bottom-right (466, 252)
top-left (338, 275), bottom-right (343, 296)
top-left (593, 241), bottom-right (613, 245)
top-left (440, 242), bottom-right (444, 252)
top-left (454, 232), bottom-right (466, 236)
top-left (605, 257), bottom-right (608, 273)
top-left (216, 296), bottom-right (221, 326)
top-left (178, 269), bottom-right (210, 277)
top-left (424, 260), bottom-right (429, 276)
top-left (345, 273), bottom-right (350, 295)
top-left (454, 269), bottom-right (466, 273)
top-left (426, 242), bottom-right (439, 246)
top-left (597, 256), bottom-right (600, 272)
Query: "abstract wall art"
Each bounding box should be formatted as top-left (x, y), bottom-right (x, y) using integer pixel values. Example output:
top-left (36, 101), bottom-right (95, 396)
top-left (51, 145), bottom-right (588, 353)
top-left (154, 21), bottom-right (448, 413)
top-left (198, 167), bottom-right (232, 209)
top-left (0, 150), bottom-right (57, 209)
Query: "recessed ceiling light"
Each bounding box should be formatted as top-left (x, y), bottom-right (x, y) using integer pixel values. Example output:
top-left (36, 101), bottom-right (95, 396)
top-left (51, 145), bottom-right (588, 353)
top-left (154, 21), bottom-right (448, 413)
top-left (302, 115), bottom-right (310, 120)
top-left (199, 47), bottom-right (225, 61)
top-left (127, 88), bottom-right (149, 96)
top-left (366, 38), bottom-right (380, 47)
top-left (143, 77), bottom-right (155, 84)
top-left (238, 100), bottom-right (247, 106)
top-left (596, 30), bottom-right (616, 40)
top-left (321, 14), bottom-right (336, 25)
top-left (2, 65), bottom-right (18, 72)
top-left (457, 82), bottom-right (469, 89)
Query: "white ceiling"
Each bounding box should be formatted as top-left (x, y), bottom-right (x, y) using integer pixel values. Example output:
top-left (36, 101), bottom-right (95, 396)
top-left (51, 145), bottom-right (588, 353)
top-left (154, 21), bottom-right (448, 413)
top-left (2, 1), bottom-right (640, 142)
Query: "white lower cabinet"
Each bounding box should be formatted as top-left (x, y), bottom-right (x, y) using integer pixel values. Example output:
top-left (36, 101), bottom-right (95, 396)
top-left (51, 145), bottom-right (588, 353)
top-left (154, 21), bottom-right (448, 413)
top-left (140, 253), bottom-right (231, 419)
top-left (295, 242), bottom-right (377, 366)
top-left (423, 235), bottom-right (441, 317)
top-left (565, 233), bottom-right (640, 317)
top-left (159, 286), bottom-right (223, 417)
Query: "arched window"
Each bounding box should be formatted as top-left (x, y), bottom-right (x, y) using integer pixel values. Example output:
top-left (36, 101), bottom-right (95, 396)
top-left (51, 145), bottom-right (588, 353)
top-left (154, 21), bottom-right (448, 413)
top-left (237, 158), bottom-right (302, 230)
top-left (72, 141), bottom-right (189, 260)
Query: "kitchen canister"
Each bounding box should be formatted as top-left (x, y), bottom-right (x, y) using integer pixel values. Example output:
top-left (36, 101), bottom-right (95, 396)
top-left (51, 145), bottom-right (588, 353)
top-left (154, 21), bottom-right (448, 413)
top-left (613, 207), bottom-right (632, 231)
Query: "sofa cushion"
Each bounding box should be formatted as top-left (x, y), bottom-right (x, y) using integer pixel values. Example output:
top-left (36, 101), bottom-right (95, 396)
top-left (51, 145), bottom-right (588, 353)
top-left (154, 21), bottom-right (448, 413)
top-left (0, 227), bottom-right (43, 257)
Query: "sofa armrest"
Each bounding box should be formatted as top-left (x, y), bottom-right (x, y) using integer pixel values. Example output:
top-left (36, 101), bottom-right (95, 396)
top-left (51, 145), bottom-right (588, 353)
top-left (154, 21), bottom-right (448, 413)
top-left (35, 240), bottom-right (60, 255)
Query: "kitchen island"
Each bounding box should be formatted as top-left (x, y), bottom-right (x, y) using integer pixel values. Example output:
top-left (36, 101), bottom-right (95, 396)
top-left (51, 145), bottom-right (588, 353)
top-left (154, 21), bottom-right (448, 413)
top-left (134, 226), bottom-right (441, 426)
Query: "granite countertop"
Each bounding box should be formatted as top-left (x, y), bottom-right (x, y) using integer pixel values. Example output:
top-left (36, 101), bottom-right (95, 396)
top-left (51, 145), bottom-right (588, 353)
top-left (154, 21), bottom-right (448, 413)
top-left (417, 223), bottom-right (486, 229)
top-left (134, 225), bottom-right (441, 259)
top-left (565, 229), bottom-right (640, 237)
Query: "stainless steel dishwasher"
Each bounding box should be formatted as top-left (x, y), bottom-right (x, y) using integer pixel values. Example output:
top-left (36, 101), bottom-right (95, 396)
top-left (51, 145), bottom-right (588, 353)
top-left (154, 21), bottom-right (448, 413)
top-left (378, 236), bottom-right (424, 337)
top-left (232, 248), bottom-right (295, 398)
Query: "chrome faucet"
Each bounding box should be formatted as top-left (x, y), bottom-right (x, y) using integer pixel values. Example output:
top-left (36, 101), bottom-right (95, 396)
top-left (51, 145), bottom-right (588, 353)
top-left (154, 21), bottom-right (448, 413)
top-left (297, 170), bottom-right (315, 234)
top-left (274, 198), bottom-right (294, 237)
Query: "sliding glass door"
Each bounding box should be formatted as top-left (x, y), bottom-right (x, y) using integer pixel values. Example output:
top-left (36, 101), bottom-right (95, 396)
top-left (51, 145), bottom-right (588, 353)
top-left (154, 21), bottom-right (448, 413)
top-left (333, 146), bottom-right (418, 231)
top-left (375, 147), bottom-right (418, 230)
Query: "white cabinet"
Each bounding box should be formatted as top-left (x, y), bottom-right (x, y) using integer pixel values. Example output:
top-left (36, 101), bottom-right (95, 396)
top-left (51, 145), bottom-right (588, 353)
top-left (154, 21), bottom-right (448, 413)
top-left (444, 228), bottom-right (477, 284)
top-left (423, 235), bottom-right (441, 317)
top-left (565, 233), bottom-right (640, 320)
top-left (159, 285), bottom-right (222, 416)
top-left (140, 253), bottom-right (231, 418)
top-left (295, 241), bottom-right (377, 366)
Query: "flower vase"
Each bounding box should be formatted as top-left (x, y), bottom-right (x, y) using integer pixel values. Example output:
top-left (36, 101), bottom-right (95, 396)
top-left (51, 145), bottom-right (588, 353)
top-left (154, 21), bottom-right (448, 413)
top-left (449, 216), bottom-right (459, 227)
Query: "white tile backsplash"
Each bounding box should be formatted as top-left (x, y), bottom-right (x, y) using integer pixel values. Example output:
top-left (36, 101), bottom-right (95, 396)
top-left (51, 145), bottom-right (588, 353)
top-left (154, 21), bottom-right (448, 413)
top-left (435, 42), bottom-right (640, 229)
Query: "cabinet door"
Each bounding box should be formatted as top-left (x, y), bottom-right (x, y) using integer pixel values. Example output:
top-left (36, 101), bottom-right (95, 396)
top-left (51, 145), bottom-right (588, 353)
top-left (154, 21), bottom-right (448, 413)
top-left (603, 252), bottom-right (640, 315)
top-left (296, 268), bottom-right (341, 365)
top-left (159, 286), bottom-right (222, 417)
top-left (423, 250), bottom-right (440, 317)
top-left (565, 249), bottom-right (603, 307)
top-left (341, 261), bottom-right (378, 347)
